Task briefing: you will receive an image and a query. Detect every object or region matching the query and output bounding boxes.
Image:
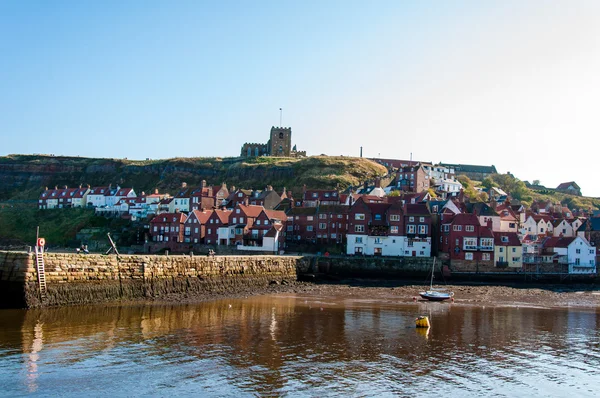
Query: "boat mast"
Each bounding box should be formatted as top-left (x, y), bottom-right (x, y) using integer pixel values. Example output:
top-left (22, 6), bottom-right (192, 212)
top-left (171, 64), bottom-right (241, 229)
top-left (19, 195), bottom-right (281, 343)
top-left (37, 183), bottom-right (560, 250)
top-left (430, 258), bottom-right (435, 289)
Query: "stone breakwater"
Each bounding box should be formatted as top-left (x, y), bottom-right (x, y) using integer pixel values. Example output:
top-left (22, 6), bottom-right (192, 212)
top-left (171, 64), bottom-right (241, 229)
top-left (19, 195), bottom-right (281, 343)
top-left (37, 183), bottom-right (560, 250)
top-left (0, 251), bottom-right (310, 308)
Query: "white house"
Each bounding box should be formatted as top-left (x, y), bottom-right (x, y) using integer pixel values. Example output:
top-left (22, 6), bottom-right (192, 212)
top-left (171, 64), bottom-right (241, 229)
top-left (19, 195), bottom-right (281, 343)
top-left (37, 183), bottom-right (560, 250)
top-left (543, 236), bottom-right (596, 274)
top-left (552, 219), bottom-right (574, 237)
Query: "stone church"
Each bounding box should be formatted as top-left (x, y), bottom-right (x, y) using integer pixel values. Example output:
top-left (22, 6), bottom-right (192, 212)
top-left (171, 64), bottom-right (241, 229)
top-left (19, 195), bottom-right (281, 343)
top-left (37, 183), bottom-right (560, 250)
top-left (240, 126), bottom-right (305, 158)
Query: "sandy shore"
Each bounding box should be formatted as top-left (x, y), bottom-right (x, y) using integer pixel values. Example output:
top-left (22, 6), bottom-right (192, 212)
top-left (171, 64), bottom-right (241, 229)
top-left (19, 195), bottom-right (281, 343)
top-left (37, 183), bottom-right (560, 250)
top-left (166, 279), bottom-right (600, 309)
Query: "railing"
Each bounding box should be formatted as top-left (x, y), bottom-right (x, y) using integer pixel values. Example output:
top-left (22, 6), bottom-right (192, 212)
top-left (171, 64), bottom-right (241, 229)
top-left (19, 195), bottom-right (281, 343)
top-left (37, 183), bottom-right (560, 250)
top-left (464, 245), bottom-right (478, 251)
top-left (479, 246), bottom-right (494, 251)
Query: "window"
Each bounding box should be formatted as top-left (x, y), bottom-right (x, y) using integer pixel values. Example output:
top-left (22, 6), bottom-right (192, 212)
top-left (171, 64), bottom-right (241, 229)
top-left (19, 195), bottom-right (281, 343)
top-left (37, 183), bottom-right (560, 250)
top-left (374, 238), bottom-right (382, 244)
top-left (355, 213), bottom-right (365, 220)
top-left (407, 240), bottom-right (414, 247)
top-left (194, 227), bottom-right (198, 233)
top-left (591, 250), bottom-right (595, 255)
top-left (409, 217), bottom-right (414, 222)
top-left (236, 208), bottom-right (240, 213)
top-left (419, 217), bottom-right (425, 222)
top-left (307, 216), bottom-right (314, 221)
top-left (233, 217), bottom-right (237, 224)
top-left (499, 247), bottom-right (504, 252)
top-left (240, 217), bottom-right (244, 223)
top-left (576, 249), bottom-right (581, 254)
top-left (390, 215), bottom-right (400, 221)
top-left (465, 225), bottom-right (474, 232)
top-left (443, 225), bottom-right (450, 232)
top-left (482, 253), bottom-right (490, 261)
top-left (208, 229), bottom-right (211, 234)
top-left (256, 220), bottom-right (261, 225)
top-left (418, 225), bottom-right (427, 235)
top-left (480, 238), bottom-right (493, 248)
top-left (465, 253), bottom-right (474, 260)
top-left (391, 226), bottom-right (399, 234)
top-left (375, 214), bottom-right (382, 221)
top-left (512, 257), bottom-right (520, 262)
top-left (356, 237), bottom-right (363, 243)
top-left (501, 236), bottom-right (508, 243)
top-left (312, 193), bottom-right (318, 198)
top-left (453, 225), bottom-right (462, 231)
top-left (355, 225), bottom-right (365, 232)
top-left (319, 223), bottom-right (326, 229)
top-left (407, 225), bottom-right (416, 234)
top-left (464, 237), bottom-right (477, 249)
top-left (319, 214), bottom-right (327, 219)
top-left (307, 226), bottom-right (313, 231)
top-left (420, 251), bottom-right (424, 255)
top-left (512, 247), bottom-right (516, 252)
top-left (287, 225), bottom-right (293, 231)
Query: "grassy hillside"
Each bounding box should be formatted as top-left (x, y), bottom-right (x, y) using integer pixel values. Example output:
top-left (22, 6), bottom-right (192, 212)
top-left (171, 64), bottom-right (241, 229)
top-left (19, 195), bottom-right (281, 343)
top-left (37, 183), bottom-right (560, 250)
top-left (0, 155), bottom-right (388, 200)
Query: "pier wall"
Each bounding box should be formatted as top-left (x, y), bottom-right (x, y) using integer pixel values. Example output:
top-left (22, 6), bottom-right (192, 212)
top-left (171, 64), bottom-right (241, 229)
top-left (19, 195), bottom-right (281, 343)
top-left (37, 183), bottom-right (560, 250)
top-left (0, 251), bottom-right (308, 308)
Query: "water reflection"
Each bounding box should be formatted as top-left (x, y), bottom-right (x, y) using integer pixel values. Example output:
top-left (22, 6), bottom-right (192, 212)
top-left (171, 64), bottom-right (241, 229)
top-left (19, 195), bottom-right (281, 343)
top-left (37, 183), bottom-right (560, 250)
top-left (0, 296), bottom-right (598, 397)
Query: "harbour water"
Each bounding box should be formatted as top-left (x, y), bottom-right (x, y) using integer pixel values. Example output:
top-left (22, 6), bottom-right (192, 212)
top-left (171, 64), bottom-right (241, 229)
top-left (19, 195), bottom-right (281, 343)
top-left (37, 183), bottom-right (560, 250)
top-left (0, 294), bottom-right (598, 397)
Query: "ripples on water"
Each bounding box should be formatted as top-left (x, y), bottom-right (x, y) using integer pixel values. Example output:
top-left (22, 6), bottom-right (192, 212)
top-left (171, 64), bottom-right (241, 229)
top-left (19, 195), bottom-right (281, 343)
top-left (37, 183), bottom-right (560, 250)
top-left (0, 296), bottom-right (598, 397)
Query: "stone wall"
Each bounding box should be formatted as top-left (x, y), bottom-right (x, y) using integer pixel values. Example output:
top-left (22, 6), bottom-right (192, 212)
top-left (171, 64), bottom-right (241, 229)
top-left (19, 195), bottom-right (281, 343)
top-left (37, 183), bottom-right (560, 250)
top-left (0, 251), bottom-right (307, 308)
top-left (313, 256), bottom-right (435, 278)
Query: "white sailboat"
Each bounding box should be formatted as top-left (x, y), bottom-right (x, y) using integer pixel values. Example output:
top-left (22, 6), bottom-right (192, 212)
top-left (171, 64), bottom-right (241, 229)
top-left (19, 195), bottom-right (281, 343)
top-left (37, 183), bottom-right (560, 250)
top-left (419, 258), bottom-right (454, 301)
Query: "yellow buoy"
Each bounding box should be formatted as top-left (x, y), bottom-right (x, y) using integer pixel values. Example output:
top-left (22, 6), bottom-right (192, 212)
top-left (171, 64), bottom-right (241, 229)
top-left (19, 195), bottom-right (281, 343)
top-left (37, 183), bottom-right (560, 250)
top-left (415, 315), bottom-right (430, 328)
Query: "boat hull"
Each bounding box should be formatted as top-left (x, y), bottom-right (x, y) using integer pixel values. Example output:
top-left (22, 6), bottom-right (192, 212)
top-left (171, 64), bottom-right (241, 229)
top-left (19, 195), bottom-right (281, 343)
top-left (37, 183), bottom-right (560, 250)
top-left (419, 291), bottom-right (454, 301)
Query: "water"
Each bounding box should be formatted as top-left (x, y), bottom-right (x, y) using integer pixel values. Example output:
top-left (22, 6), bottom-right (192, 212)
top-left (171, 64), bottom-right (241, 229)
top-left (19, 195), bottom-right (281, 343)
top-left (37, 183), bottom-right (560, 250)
top-left (0, 295), bottom-right (598, 397)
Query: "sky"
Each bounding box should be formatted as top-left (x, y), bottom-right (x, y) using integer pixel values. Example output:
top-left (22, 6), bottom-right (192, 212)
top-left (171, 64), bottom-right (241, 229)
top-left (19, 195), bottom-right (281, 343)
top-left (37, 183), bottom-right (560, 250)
top-left (1, 1), bottom-right (599, 196)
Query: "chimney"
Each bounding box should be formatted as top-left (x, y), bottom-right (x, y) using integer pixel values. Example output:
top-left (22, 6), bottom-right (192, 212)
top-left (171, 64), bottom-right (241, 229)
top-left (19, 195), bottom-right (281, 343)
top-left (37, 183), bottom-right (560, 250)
top-left (231, 185), bottom-right (236, 192)
top-left (244, 197), bottom-right (249, 206)
top-left (487, 219), bottom-right (492, 229)
top-left (45, 186), bottom-right (48, 191)
top-left (79, 184), bottom-right (82, 189)
top-left (360, 146), bottom-right (363, 158)
top-left (375, 177), bottom-right (381, 188)
top-left (87, 184), bottom-right (91, 188)
top-left (155, 188), bottom-right (159, 194)
top-left (363, 181), bottom-right (368, 190)
top-left (221, 182), bottom-right (227, 189)
top-left (201, 180), bottom-right (206, 188)
top-left (55, 186), bottom-right (58, 190)
top-left (64, 185), bottom-right (68, 189)
top-left (303, 184), bottom-right (307, 193)
top-left (267, 185), bottom-right (273, 191)
top-left (182, 182), bottom-right (187, 189)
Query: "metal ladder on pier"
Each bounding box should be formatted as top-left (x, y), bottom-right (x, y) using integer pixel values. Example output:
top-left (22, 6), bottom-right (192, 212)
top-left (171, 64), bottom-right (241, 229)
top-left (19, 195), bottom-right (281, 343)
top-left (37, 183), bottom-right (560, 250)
top-left (34, 245), bottom-right (47, 301)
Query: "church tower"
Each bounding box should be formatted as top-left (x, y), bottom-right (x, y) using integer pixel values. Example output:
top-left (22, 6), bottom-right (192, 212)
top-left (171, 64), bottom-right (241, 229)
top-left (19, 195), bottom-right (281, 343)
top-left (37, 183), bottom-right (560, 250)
top-left (268, 126), bottom-right (292, 157)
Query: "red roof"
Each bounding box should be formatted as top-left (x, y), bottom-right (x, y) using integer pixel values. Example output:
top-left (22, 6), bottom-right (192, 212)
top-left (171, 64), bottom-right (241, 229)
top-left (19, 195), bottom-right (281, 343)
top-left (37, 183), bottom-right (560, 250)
top-left (213, 209), bottom-right (232, 224)
top-left (264, 209), bottom-right (288, 222)
top-left (493, 232), bottom-right (521, 246)
top-left (150, 212), bottom-right (186, 224)
top-left (190, 209), bottom-right (213, 224)
top-left (238, 204), bottom-right (264, 218)
top-left (543, 237), bottom-right (576, 248)
top-left (451, 213), bottom-right (480, 226)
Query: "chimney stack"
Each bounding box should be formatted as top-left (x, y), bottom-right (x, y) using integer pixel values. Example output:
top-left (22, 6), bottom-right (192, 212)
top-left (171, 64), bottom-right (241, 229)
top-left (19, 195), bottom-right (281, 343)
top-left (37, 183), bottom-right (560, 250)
top-left (201, 180), bottom-right (206, 188)
top-left (182, 182), bottom-right (187, 189)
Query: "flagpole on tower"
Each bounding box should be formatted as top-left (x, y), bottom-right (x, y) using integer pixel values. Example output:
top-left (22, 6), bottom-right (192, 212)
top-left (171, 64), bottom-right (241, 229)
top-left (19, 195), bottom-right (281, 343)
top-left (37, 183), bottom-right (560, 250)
top-left (279, 108), bottom-right (282, 127)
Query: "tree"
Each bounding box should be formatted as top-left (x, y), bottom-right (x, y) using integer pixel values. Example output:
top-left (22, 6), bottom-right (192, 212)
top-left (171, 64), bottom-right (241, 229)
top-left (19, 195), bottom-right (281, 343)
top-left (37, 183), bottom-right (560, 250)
top-left (482, 177), bottom-right (495, 189)
top-left (533, 179), bottom-right (540, 186)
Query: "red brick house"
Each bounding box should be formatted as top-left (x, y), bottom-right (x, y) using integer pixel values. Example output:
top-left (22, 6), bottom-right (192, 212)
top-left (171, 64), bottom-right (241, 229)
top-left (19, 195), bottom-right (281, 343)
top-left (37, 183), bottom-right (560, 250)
top-left (286, 207), bottom-right (318, 242)
top-left (229, 204), bottom-right (264, 245)
top-left (439, 213), bottom-right (494, 263)
top-left (149, 212), bottom-right (186, 243)
top-left (395, 164), bottom-right (429, 193)
top-left (184, 209), bottom-right (213, 244)
top-left (205, 208), bottom-right (232, 245)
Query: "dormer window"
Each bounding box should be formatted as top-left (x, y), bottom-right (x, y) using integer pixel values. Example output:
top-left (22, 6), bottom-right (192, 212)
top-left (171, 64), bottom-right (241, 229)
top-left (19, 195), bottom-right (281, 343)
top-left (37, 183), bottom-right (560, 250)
top-left (501, 236), bottom-right (508, 243)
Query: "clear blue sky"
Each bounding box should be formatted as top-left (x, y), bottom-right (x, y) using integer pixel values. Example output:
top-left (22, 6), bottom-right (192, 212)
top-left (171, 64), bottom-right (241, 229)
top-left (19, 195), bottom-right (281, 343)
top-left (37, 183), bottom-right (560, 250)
top-left (2, 1), bottom-right (599, 197)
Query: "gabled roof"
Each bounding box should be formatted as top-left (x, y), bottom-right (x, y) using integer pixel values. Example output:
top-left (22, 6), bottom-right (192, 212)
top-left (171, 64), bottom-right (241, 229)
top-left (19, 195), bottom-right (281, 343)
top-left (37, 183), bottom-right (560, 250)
top-left (213, 209), bottom-right (232, 224)
top-left (264, 209), bottom-right (287, 222)
top-left (190, 209), bottom-right (213, 224)
top-left (115, 187), bottom-right (134, 196)
top-left (264, 223), bottom-right (284, 238)
top-left (238, 204), bottom-right (264, 218)
top-left (556, 181), bottom-right (579, 190)
top-left (470, 202), bottom-right (499, 217)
